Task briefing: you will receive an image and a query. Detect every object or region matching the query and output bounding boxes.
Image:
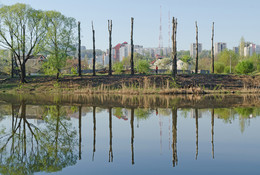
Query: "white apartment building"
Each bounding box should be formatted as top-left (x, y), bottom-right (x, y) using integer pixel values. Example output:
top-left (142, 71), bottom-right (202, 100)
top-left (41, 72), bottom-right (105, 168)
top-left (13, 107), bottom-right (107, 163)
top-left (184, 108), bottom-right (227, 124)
top-left (244, 43), bottom-right (256, 57)
top-left (190, 43), bottom-right (202, 58)
top-left (214, 42), bottom-right (227, 56)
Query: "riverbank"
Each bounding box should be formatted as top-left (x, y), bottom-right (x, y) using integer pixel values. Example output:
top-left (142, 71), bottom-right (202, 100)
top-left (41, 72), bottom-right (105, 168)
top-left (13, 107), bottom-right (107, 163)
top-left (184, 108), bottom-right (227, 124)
top-left (1, 74), bottom-right (260, 95)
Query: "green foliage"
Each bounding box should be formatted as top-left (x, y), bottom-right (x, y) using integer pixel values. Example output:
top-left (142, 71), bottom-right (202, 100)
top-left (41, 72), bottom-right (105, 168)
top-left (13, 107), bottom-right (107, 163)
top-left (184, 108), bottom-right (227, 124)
top-left (235, 60), bottom-right (255, 74)
top-left (137, 60), bottom-right (151, 74)
top-left (249, 53), bottom-right (260, 71)
top-left (235, 108), bottom-right (254, 117)
top-left (257, 65), bottom-right (260, 72)
top-left (113, 62), bottom-right (124, 74)
top-left (180, 55), bottom-right (192, 64)
top-left (135, 108), bottom-right (151, 120)
top-left (71, 67), bottom-right (77, 75)
top-left (216, 50), bottom-right (239, 70)
top-left (214, 62), bottom-right (225, 73)
top-left (224, 66), bottom-right (232, 74)
top-left (177, 50), bottom-right (190, 58)
top-left (43, 11), bottom-right (76, 78)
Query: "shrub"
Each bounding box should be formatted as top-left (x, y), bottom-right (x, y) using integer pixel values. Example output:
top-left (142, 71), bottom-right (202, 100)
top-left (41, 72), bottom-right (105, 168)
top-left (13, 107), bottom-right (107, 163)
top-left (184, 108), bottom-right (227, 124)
top-left (137, 60), bottom-right (151, 74)
top-left (214, 62), bottom-right (225, 73)
top-left (257, 65), bottom-right (260, 72)
top-left (71, 67), bottom-right (77, 75)
top-left (224, 66), bottom-right (234, 74)
top-left (113, 62), bottom-right (124, 74)
top-left (235, 60), bottom-right (255, 74)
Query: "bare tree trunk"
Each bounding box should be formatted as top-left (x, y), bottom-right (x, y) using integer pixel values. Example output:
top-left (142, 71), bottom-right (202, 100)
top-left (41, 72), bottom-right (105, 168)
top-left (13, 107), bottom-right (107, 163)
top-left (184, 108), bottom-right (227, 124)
top-left (172, 17), bottom-right (175, 77)
top-left (211, 22), bottom-right (215, 74)
top-left (130, 17), bottom-right (134, 75)
top-left (92, 22), bottom-right (96, 76)
top-left (78, 22), bottom-right (82, 76)
top-left (108, 20), bottom-right (112, 76)
top-left (174, 19), bottom-right (177, 76)
top-left (195, 22), bottom-right (199, 74)
top-left (172, 17), bottom-right (178, 78)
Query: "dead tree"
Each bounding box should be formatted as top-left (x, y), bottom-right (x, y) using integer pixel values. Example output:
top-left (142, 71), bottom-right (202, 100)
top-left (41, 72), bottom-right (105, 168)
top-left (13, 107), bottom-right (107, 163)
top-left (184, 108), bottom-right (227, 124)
top-left (78, 22), bottom-right (82, 76)
top-left (195, 21), bottom-right (199, 74)
top-left (108, 20), bottom-right (113, 76)
top-left (172, 17), bottom-right (178, 78)
top-left (211, 22), bottom-right (215, 74)
top-left (92, 22), bottom-right (96, 76)
top-left (130, 17), bottom-right (134, 75)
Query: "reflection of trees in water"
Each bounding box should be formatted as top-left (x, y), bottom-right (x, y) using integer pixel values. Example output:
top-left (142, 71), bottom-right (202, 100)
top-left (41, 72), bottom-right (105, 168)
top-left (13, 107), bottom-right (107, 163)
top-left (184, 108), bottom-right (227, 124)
top-left (109, 108), bottom-right (113, 162)
top-left (172, 108), bottom-right (178, 167)
top-left (131, 108), bottom-right (135, 165)
top-left (135, 108), bottom-right (151, 121)
top-left (0, 103), bottom-right (78, 175)
top-left (214, 107), bottom-right (260, 133)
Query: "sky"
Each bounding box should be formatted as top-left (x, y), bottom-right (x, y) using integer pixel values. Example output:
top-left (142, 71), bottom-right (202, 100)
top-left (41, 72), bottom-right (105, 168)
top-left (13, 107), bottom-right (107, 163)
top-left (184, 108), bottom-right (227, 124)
top-left (1, 0), bottom-right (260, 51)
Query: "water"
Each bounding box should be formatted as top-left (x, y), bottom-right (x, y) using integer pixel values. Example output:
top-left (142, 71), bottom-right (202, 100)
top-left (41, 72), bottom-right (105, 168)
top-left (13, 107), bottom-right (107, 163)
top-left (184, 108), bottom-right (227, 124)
top-left (0, 94), bottom-right (259, 175)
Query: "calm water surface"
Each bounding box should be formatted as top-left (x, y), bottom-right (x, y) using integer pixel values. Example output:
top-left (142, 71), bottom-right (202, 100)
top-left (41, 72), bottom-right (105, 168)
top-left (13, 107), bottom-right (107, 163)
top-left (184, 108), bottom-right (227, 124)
top-left (0, 94), bottom-right (259, 175)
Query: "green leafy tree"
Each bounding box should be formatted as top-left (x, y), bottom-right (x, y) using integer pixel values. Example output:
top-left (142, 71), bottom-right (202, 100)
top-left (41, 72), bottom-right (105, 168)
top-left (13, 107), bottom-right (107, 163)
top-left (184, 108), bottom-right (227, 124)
top-left (249, 53), bottom-right (260, 71)
top-left (42, 11), bottom-right (76, 79)
top-left (0, 3), bottom-right (47, 82)
top-left (113, 62), bottom-right (124, 74)
top-left (235, 60), bottom-right (255, 74)
top-left (216, 50), bottom-right (239, 72)
top-left (137, 60), bottom-right (150, 74)
top-left (214, 62), bottom-right (225, 73)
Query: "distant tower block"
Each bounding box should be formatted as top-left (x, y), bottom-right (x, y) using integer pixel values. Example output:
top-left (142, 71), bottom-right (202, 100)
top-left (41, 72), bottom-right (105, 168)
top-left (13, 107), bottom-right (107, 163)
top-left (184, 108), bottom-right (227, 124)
top-left (168, 11), bottom-right (171, 49)
top-left (159, 6), bottom-right (163, 51)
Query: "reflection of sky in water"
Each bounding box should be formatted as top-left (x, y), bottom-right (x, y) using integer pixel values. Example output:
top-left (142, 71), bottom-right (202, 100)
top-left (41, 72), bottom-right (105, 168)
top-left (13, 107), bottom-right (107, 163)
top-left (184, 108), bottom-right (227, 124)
top-left (0, 107), bottom-right (259, 175)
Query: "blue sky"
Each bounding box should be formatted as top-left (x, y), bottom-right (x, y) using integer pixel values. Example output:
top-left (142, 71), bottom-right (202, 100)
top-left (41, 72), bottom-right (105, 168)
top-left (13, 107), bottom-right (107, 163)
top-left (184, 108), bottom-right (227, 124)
top-left (1, 0), bottom-right (260, 51)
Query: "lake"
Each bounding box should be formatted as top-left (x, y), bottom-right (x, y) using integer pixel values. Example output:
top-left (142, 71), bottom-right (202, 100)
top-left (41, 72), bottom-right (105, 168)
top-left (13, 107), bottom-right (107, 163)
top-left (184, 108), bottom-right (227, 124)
top-left (0, 94), bottom-right (259, 175)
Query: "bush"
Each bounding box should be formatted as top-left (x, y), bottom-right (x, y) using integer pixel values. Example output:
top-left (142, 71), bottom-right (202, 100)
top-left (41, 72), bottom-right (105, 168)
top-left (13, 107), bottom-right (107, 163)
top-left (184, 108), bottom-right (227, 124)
top-left (71, 67), bottom-right (77, 75)
top-left (137, 60), bottom-right (151, 74)
top-left (113, 62), bottom-right (124, 74)
top-left (257, 65), bottom-right (260, 72)
top-left (235, 60), bottom-right (255, 74)
top-left (224, 66), bottom-right (234, 74)
top-left (214, 62), bottom-right (225, 73)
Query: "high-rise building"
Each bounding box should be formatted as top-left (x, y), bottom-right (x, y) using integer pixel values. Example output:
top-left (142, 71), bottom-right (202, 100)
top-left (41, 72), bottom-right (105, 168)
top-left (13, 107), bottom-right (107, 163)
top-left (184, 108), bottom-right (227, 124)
top-left (244, 43), bottom-right (256, 57)
top-left (214, 42), bottom-right (227, 56)
top-left (190, 43), bottom-right (202, 58)
top-left (233, 47), bottom-right (239, 54)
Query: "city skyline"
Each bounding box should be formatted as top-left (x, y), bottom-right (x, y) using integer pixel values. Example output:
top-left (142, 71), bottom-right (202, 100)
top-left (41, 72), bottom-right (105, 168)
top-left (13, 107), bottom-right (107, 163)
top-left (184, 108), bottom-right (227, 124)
top-left (1, 0), bottom-right (260, 51)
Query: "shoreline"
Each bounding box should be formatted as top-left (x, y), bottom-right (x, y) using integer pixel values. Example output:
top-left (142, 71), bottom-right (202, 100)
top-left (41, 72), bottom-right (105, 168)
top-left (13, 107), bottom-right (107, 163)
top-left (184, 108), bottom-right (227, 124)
top-left (1, 74), bottom-right (260, 95)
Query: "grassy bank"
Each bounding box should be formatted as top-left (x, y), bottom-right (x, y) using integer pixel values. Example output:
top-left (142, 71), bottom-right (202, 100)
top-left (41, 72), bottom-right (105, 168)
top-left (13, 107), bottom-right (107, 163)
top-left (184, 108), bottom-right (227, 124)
top-left (1, 74), bottom-right (260, 95)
